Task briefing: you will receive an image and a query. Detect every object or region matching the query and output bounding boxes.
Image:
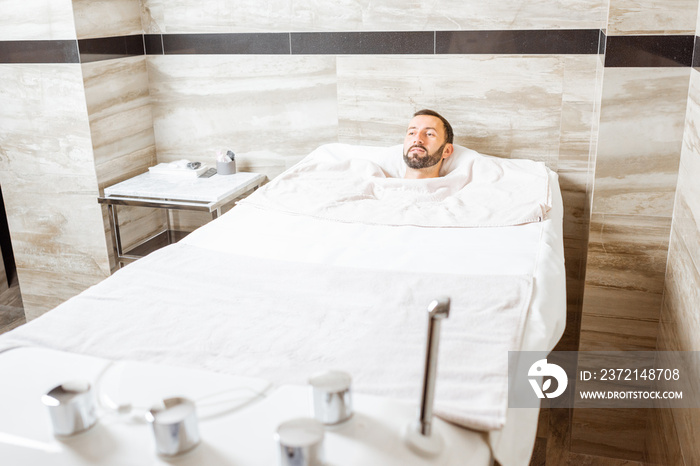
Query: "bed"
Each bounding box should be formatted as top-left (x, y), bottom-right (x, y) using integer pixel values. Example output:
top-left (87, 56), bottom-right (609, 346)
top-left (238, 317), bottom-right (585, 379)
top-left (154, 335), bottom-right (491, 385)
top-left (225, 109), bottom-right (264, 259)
top-left (0, 143), bottom-right (566, 465)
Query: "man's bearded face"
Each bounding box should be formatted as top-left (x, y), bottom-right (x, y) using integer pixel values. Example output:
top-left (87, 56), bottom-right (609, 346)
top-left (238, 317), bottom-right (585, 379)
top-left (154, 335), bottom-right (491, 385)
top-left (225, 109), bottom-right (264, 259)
top-left (403, 141), bottom-right (448, 169)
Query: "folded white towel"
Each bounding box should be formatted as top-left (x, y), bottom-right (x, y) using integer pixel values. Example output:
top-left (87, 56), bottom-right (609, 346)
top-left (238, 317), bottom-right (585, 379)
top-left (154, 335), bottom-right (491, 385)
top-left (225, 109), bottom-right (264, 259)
top-left (0, 243), bottom-right (533, 431)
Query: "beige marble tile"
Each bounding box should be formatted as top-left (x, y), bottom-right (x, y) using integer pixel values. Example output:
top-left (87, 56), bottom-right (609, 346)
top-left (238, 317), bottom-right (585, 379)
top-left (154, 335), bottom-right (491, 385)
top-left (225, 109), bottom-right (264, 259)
top-left (0, 64), bottom-right (110, 318)
top-left (72, 0), bottom-right (143, 39)
top-left (660, 229), bottom-right (700, 351)
top-left (558, 99), bottom-right (596, 183)
top-left (583, 213), bottom-right (671, 298)
top-left (593, 67), bottom-right (689, 217)
top-left (0, 0), bottom-right (76, 40)
top-left (140, 0), bottom-right (164, 33)
top-left (601, 0), bottom-right (612, 30)
top-left (147, 55), bottom-right (338, 180)
top-left (428, 0), bottom-right (606, 31)
top-left (0, 67), bottom-right (95, 181)
top-left (19, 268), bottom-right (107, 321)
top-left (558, 56), bottom-right (599, 220)
top-left (560, 183), bottom-right (590, 242)
top-left (82, 56), bottom-right (164, 262)
top-left (141, 0), bottom-right (605, 32)
top-left (673, 160), bottom-right (700, 273)
top-left (337, 55), bottom-right (564, 166)
top-left (144, 0), bottom-right (293, 33)
top-left (579, 213), bottom-right (671, 350)
top-left (657, 69), bottom-right (700, 353)
top-left (82, 57), bottom-right (156, 187)
top-left (608, 0), bottom-right (698, 34)
top-left (653, 69), bottom-right (700, 461)
top-left (562, 56), bottom-right (600, 104)
top-left (295, 0), bottom-right (606, 31)
top-left (682, 70), bottom-right (700, 153)
top-left (557, 57), bottom-right (603, 353)
top-left (2, 190), bottom-right (108, 274)
top-left (675, 73), bottom-right (700, 270)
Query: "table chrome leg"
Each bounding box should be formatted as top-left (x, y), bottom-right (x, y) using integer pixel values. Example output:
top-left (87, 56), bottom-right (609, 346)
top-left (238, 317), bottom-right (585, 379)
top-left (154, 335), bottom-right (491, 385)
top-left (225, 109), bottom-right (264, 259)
top-left (108, 204), bottom-right (125, 267)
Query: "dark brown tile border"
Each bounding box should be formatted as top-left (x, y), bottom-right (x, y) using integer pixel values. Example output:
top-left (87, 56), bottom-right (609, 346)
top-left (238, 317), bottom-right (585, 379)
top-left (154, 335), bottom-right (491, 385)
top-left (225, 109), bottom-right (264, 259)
top-left (436, 29), bottom-right (600, 54)
top-left (162, 33), bottom-right (290, 54)
top-left (2, 31), bottom-right (697, 67)
top-left (144, 34), bottom-right (164, 55)
top-left (291, 31), bottom-right (433, 54)
top-left (604, 35), bottom-right (694, 67)
top-left (78, 35), bottom-right (145, 63)
top-left (0, 40), bottom-right (79, 64)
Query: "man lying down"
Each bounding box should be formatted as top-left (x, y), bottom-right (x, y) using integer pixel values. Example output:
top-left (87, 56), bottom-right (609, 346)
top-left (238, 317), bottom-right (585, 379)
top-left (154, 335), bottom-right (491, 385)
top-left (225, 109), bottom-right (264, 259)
top-left (240, 108), bottom-right (551, 229)
top-left (402, 109), bottom-right (455, 180)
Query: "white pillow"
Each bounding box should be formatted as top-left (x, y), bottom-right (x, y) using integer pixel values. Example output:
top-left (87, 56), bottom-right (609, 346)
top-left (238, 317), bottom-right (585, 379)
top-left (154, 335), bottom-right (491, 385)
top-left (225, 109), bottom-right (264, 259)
top-left (345, 143), bottom-right (487, 178)
top-left (305, 142), bottom-right (499, 178)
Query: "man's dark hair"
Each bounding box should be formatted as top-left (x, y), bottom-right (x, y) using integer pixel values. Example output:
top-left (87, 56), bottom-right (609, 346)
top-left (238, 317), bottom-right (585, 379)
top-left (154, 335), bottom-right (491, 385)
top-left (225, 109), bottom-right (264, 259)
top-left (413, 109), bottom-right (454, 144)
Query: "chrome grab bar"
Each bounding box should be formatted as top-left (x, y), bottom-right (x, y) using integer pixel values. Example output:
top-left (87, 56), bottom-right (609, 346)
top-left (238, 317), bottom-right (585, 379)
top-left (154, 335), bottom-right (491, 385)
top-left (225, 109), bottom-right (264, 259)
top-left (418, 297), bottom-right (451, 436)
top-left (404, 297), bottom-right (451, 457)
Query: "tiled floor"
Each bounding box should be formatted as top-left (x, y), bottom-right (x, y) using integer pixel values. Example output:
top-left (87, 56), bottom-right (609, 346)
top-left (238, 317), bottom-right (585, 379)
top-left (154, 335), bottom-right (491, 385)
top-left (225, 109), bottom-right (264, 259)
top-left (0, 274), bottom-right (25, 335)
top-left (529, 407), bottom-right (650, 466)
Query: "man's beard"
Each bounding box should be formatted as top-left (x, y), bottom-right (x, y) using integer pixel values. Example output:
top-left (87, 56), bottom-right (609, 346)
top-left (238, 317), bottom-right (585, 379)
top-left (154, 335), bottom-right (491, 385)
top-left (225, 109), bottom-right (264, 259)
top-left (403, 142), bottom-right (447, 169)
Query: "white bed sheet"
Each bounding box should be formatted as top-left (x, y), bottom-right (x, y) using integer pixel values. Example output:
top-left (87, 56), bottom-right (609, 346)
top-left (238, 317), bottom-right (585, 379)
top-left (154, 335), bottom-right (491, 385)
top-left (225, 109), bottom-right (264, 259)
top-left (182, 170), bottom-right (566, 354)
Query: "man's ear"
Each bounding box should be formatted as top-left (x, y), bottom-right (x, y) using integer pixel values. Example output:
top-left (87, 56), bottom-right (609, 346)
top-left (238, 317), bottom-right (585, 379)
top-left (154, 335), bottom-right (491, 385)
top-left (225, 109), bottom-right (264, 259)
top-left (442, 143), bottom-right (454, 159)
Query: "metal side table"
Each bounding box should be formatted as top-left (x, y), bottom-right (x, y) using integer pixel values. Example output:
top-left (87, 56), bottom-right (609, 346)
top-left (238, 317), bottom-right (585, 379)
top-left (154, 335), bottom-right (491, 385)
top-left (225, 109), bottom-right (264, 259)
top-left (98, 171), bottom-right (265, 268)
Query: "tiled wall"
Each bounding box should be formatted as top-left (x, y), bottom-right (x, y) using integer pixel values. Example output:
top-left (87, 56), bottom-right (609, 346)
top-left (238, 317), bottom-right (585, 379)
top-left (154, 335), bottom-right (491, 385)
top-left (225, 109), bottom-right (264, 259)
top-left (608, 0), bottom-right (697, 34)
top-left (74, 0), bottom-right (164, 267)
top-left (0, 0), bottom-right (77, 40)
top-left (0, 1), bottom-right (112, 320)
top-left (83, 56), bottom-right (164, 265)
top-left (578, 67), bottom-right (689, 353)
top-left (0, 2), bottom-right (606, 323)
top-left (646, 15), bottom-right (700, 465)
top-left (572, 0), bottom-right (699, 462)
top-left (141, 0), bottom-right (606, 32)
top-left (72, 0), bottom-right (142, 39)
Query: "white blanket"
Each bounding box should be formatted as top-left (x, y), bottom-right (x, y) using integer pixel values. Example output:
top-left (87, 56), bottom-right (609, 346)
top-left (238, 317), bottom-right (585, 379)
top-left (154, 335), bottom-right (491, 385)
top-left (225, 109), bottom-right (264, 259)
top-left (0, 243), bottom-right (533, 432)
top-left (240, 143), bottom-right (551, 228)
